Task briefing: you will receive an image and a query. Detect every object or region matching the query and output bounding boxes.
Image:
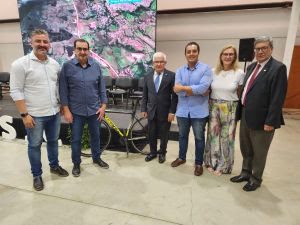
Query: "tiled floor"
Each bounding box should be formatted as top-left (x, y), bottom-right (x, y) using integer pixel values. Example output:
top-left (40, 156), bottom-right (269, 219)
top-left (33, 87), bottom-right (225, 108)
top-left (0, 116), bottom-right (299, 225)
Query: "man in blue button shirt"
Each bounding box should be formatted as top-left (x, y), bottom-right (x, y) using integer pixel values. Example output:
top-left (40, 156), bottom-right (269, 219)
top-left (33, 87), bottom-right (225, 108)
top-left (59, 39), bottom-right (108, 177)
top-left (171, 42), bottom-right (212, 176)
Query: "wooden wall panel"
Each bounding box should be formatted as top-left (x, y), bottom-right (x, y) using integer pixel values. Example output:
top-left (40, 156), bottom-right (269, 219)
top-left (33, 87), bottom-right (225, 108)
top-left (285, 46), bottom-right (300, 109)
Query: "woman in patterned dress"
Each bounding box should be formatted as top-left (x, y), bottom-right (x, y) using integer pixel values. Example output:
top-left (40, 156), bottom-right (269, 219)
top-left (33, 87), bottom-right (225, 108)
top-left (204, 45), bottom-right (245, 176)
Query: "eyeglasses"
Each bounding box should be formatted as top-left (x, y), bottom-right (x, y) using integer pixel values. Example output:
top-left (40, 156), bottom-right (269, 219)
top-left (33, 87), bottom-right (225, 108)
top-left (254, 46), bottom-right (269, 52)
top-left (76, 47), bottom-right (89, 52)
top-left (222, 53), bottom-right (235, 57)
top-left (153, 61), bottom-right (166, 64)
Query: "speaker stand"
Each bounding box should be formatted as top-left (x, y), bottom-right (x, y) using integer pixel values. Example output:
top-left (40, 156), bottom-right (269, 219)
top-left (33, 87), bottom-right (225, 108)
top-left (243, 61), bottom-right (247, 72)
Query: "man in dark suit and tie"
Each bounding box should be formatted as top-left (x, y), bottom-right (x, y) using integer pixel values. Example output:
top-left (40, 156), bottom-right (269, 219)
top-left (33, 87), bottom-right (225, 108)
top-left (231, 36), bottom-right (288, 191)
top-left (141, 52), bottom-right (178, 163)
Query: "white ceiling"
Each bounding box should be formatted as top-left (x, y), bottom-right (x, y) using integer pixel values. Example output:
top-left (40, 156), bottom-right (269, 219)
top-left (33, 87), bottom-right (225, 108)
top-left (158, 0), bottom-right (292, 10)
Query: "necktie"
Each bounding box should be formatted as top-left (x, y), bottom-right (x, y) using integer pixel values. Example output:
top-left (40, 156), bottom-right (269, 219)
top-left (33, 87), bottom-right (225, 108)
top-left (243, 64), bottom-right (261, 105)
top-left (154, 73), bottom-right (161, 93)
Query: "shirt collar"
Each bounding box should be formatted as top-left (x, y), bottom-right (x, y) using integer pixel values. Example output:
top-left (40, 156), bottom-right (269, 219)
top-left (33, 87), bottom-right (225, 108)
top-left (73, 57), bottom-right (93, 67)
top-left (29, 51), bottom-right (49, 63)
top-left (154, 70), bottom-right (164, 76)
top-left (257, 57), bottom-right (271, 68)
top-left (184, 61), bottom-right (200, 71)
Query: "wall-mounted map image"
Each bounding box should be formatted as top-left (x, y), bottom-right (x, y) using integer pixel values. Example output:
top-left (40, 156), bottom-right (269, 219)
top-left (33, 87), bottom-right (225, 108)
top-left (17, 0), bottom-right (157, 78)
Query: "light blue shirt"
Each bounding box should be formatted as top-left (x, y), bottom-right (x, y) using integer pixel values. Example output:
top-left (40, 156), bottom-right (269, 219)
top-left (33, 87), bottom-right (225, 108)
top-left (175, 61), bottom-right (212, 118)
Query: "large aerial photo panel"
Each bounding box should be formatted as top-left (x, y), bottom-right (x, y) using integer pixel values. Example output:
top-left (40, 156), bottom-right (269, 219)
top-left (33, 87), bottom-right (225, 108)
top-left (17, 0), bottom-right (157, 78)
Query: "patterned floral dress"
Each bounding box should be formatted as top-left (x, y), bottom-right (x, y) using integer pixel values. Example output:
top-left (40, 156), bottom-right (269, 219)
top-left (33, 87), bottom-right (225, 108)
top-left (204, 69), bottom-right (245, 174)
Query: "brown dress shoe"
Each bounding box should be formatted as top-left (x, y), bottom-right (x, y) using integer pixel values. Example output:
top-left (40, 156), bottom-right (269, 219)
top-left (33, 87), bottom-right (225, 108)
top-left (194, 165), bottom-right (203, 176)
top-left (171, 158), bottom-right (186, 167)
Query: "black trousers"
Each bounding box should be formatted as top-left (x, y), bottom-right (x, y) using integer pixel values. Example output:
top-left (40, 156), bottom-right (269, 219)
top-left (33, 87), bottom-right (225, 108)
top-left (148, 115), bottom-right (171, 155)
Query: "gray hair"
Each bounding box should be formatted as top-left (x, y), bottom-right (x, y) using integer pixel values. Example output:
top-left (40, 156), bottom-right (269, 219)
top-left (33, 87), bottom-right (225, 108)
top-left (152, 52), bottom-right (167, 62)
top-left (254, 36), bottom-right (273, 49)
top-left (30, 29), bottom-right (49, 38)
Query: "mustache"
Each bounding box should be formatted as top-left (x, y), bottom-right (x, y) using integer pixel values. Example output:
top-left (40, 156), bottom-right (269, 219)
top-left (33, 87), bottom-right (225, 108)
top-left (37, 47), bottom-right (48, 50)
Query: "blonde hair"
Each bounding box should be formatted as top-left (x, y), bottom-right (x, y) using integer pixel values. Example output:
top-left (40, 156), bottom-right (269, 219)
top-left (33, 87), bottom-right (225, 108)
top-left (215, 45), bottom-right (239, 75)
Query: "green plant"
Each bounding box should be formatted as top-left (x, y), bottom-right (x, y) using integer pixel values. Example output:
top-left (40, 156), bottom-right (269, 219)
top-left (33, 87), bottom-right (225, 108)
top-left (67, 124), bottom-right (90, 150)
top-left (81, 124), bottom-right (90, 150)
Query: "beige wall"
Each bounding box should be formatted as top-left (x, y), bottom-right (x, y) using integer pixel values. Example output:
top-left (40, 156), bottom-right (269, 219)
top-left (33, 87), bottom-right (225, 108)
top-left (0, 0), bottom-right (18, 20)
top-left (156, 8), bottom-right (297, 71)
top-left (0, 23), bottom-right (23, 72)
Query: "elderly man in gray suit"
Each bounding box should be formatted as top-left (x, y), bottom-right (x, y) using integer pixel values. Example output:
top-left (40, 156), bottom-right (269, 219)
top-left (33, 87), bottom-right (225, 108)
top-left (141, 52), bottom-right (178, 163)
top-left (231, 36), bottom-right (288, 191)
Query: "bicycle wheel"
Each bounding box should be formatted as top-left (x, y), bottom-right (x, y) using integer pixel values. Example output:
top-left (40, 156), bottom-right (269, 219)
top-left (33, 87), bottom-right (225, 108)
top-left (129, 117), bottom-right (150, 154)
top-left (81, 119), bottom-right (111, 157)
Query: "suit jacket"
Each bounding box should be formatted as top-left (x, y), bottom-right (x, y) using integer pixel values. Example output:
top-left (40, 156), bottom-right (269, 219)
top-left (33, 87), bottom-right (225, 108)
top-left (141, 69), bottom-right (178, 121)
top-left (236, 57), bottom-right (287, 130)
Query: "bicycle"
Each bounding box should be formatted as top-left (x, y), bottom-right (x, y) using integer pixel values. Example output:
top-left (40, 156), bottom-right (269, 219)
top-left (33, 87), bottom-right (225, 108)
top-left (80, 96), bottom-right (150, 157)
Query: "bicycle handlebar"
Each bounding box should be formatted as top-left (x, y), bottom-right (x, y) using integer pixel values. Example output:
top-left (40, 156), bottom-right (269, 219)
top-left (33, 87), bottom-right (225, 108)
top-left (105, 109), bottom-right (134, 114)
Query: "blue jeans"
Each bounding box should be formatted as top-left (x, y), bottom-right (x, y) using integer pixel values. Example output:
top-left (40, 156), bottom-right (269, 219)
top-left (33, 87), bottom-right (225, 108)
top-left (26, 113), bottom-right (60, 177)
top-left (71, 114), bottom-right (101, 165)
top-left (177, 116), bottom-right (208, 165)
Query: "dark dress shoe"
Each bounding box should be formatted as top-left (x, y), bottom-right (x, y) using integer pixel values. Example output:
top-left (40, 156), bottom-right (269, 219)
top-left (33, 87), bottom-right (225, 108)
top-left (243, 181), bottom-right (261, 192)
top-left (145, 154), bottom-right (157, 162)
top-left (230, 174), bottom-right (250, 183)
top-left (33, 176), bottom-right (44, 191)
top-left (93, 158), bottom-right (109, 169)
top-left (50, 166), bottom-right (69, 177)
top-left (194, 165), bottom-right (203, 176)
top-left (72, 164), bottom-right (81, 177)
top-left (158, 154), bottom-right (166, 164)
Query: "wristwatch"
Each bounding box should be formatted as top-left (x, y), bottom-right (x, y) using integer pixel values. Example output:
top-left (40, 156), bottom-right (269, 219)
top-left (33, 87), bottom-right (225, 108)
top-left (20, 112), bottom-right (29, 118)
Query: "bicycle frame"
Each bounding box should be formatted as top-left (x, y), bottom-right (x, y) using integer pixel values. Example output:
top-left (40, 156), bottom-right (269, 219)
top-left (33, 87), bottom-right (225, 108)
top-left (103, 109), bottom-right (141, 156)
top-left (80, 97), bottom-right (147, 157)
top-left (103, 113), bottom-right (134, 138)
top-left (104, 96), bottom-right (142, 137)
top-left (103, 96), bottom-right (144, 156)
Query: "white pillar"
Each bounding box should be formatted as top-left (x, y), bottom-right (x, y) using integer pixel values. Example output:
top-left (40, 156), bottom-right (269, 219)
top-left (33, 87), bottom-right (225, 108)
top-left (283, 0), bottom-right (300, 77)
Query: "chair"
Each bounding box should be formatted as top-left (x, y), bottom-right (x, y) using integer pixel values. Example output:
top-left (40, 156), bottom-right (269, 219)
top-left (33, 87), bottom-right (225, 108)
top-left (132, 77), bottom-right (144, 97)
top-left (130, 77), bottom-right (145, 108)
top-left (103, 76), bottom-right (113, 106)
top-left (108, 77), bottom-right (133, 109)
top-left (0, 72), bottom-right (10, 100)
